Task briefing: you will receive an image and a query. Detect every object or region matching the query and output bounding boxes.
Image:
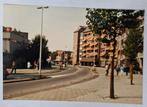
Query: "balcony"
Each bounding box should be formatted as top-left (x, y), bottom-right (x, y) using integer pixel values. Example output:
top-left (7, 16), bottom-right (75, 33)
top-left (80, 57), bottom-right (95, 62)
top-left (86, 47), bottom-right (93, 51)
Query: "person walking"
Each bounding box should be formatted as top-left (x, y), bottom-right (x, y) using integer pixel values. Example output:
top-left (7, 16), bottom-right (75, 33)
top-left (11, 61), bottom-right (16, 74)
top-left (105, 62), bottom-right (111, 76)
top-left (27, 61), bottom-right (31, 69)
top-left (130, 64), bottom-right (134, 85)
top-left (115, 64), bottom-right (120, 76)
top-left (34, 60), bottom-right (39, 70)
top-left (46, 56), bottom-right (52, 68)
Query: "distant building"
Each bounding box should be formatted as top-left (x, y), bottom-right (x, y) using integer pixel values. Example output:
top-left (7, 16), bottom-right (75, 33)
top-left (3, 27), bottom-right (29, 67)
top-left (55, 50), bottom-right (72, 65)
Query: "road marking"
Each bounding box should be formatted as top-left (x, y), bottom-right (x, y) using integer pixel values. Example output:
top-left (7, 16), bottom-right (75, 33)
top-left (48, 74), bottom-right (69, 78)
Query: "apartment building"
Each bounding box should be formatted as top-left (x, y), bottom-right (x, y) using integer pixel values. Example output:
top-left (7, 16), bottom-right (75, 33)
top-left (73, 26), bottom-right (128, 67)
top-left (73, 26), bottom-right (101, 66)
top-left (79, 27), bottom-right (100, 66)
top-left (73, 24), bottom-right (143, 69)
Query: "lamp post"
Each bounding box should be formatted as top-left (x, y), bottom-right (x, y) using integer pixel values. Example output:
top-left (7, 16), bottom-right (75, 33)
top-left (37, 6), bottom-right (48, 78)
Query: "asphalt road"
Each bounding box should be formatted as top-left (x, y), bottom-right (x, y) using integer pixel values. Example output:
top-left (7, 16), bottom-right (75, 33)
top-left (5, 66), bottom-right (77, 80)
top-left (4, 66), bottom-right (97, 99)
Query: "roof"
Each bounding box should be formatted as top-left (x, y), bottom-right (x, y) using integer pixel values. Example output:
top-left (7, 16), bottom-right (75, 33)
top-left (74, 26), bottom-right (86, 33)
top-left (83, 27), bottom-right (91, 33)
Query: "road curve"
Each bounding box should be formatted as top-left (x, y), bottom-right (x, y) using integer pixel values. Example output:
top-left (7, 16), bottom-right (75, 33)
top-left (4, 66), bottom-right (98, 99)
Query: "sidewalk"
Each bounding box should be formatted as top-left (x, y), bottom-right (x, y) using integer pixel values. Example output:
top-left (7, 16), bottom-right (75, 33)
top-left (11, 67), bottom-right (143, 104)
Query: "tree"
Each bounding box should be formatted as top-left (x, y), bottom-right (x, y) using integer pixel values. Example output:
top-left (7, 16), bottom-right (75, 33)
top-left (124, 29), bottom-right (143, 84)
top-left (12, 41), bottom-right (30, 68)
top-left (29, 35), bottom-right (49, 68)
top-left (86, 8), bottom-right (144, 98)
top-left (12, 35), bottom-right (49, 68)
top-left (51, 51), bottom-right (58, 61)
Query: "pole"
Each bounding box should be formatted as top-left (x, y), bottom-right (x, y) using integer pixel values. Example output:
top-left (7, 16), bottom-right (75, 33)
top-left (37, 6), bottom-right (48, 78)
top-left (39, 7), bottom-right (43, 78)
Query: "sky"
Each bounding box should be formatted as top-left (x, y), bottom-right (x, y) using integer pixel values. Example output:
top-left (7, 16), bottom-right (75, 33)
top-left (3, 4), bottom-right (87, 51)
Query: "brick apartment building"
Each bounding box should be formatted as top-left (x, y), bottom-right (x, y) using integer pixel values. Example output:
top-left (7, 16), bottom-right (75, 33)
top-left (73, 26), bottom-right (129, 67)
top-left (73, 26), bottom-right (101, 66)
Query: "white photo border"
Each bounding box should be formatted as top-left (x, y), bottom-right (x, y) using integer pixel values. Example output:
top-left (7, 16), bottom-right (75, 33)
top-left (0, 0), bottom-right (147, 107)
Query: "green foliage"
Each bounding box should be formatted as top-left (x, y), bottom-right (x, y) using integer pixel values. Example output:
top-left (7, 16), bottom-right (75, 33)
top-left (12, 41), bottom-right (30, 68)
top-left (12, 35), bottom-right (49, 68)
top-left (50, 51), bottom-right (58, 61)
top-left (86, 8), bottom-right (144, 62)
top-left (123, 29), bottom-right (143, 62)
top-left (98, 37), bottom-right (111, 43)
top-left (85, 7), bottom-right (144, 98)
top-left (29, 35), bottom-right (49, 67)
top-left (86, 9), bottom-right (144, 40)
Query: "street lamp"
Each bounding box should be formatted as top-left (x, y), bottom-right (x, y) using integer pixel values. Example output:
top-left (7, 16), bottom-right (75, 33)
top-left (37, 6), bottom-right (48, 78)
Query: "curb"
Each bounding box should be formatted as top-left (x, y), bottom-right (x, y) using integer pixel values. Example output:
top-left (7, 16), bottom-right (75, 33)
top-left (3, 67), bottom-right (76, 83)
top-left (3, 67), bottom-right (98, 84)
top-left (3, 78), bottom-right (33, 83)
top-left (3, 75), bottom-right (48, 83)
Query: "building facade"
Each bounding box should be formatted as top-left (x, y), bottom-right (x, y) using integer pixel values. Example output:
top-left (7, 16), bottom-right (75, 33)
top-left (73, 26), bottom-right (129, 67)
top-left (72, 26), bottom-right (86, 65)
top-left (73, 26), bottom-right (101, 66)
top-left (3, 27), bottom-right (28, 67)
top-left (79, 27), bottom-right (101, 66)
top-left (55, 50), bottom-right (72, 65)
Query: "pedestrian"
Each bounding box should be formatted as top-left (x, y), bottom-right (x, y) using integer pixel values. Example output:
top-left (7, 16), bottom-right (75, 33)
top-left (125, 66), bottom-right (129, 76)
top-left (63, 63), bottom-right (65, 69)
top-left (11, 61), bottom-right (16, 74)
top-left (37, 60), bottom-right (39, 70)
top-left (105, 62), bottom-right (111, 76)
top-left (130, 64), bottom-right (134, 85)
top-left (59, 61), bottom-right (63, 70)
top-left (125, 62), bottom-right (130, 76)
top-left (115, 64), bottom-right (120, 76)
top-left (34, 60), bottom-right (38, 70)
top-left (120, 65), bottom-right (124, 76)
top-left (27, 61), bottom-right (31, 69)
top-left (123, 62), bottom-right (129, 76)
top-left (46, 56), bottom-right (52, 68)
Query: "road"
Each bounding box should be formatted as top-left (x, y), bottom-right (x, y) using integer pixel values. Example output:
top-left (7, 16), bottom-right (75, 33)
top-left (5, 66), bottom-right (77, 80)
top-left (4, 66), bottom-right (98, 99)
top-left (9, 67), bottom-right (142, 104)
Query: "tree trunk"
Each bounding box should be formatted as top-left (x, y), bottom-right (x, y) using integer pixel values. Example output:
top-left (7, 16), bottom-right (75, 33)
top-left (130, 63), bottom-right (134, 85)
top-left (110, 39), bottom-right (116, 99)
top-left (98, 39), bottom-right (101, 67)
